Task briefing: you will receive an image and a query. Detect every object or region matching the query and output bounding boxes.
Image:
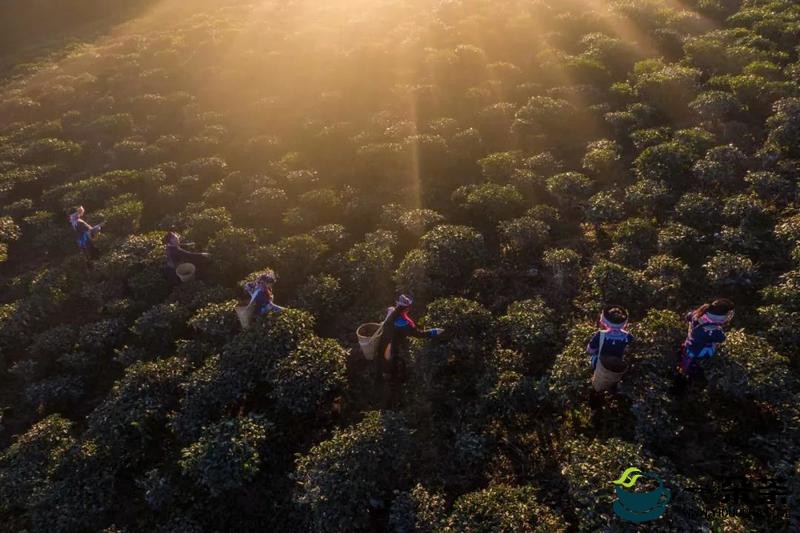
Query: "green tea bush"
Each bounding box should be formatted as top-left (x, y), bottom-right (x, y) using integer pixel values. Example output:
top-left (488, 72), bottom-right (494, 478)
top-left (29, 440), bottom-right (116, 533)
top-left (623, 309), bottom-right (684, 446)
top-left (423, 297), bottom-right (496, 357)
top-left (498, 216), bottom-right (550, 264)
top-left (337, 236), bottom-right (395, 302)
top-left (657, 222), bottom-right (702, 260)
top-left (207, 226), bottom-right (258, 281)
top-left (445, 484), bottom-right (566, 533)
top-left (498, 298), bottom-right (560, 373)
top-left (0, 414), bottom-right (74, 513)
top-left (692, 144), bottom-right (746, 190)
top-left (480, 370), bottom-right (544, 423)
top-left (762, 97), bottom-right (800, 159)
top-left (179, 415), bottom-right (271, 496)
top-left (610, 217), bottom-right (658, 267)
top-left (512, 96), bottom-right (577, 148)
top-left (381, 206), bottom-right (445, 239)
top-left (396, 225), bottom-right (486, 302)
top-left (744, 170), bottom-right (795, 204)
top-left (187, 299), bottom-right (240, 343)
top-left (85, 357), bottom-right (187, 463)
top-left (98, 232), bottom-right (164, 280)
top-left (96, 194), bottom-right (144, 235)
top-left (542, 247), bottom-right (582, 290)
top-left (265, 234), bottom-right (329, 290)
top-left (388, 484), bottom-right (447, 533)
top-left (0, 215), bottom-right (21, 242)
top-left (28, 325), bottom-right (78, 369)
top-left (705, 330), bottom-right (798, 410)
top-left (584, 191), bottom-right (625, 224)
top-left (588, 260), bottom-right (648, 312)
top-left (169, 355), bottom-right (244, 443)
top-left (451, 183), bottom-right (525, 228)
top-left (64, 318), bottom-right (127, 371)
top-left (689, 90), bottom-right (742, 122)
top-left (634, 141), bottom-right (696, 186)
top-left (270, 336), bottom-right (347, 417)
top-left (294, 274), bottom-right (342, 322)
top-left (582, 139), bottom-right (623, 182)
top-left (703, 250), bottom-right (757, 288)
top-left (673, 192), bottom-right (721, 232)
top-left (24, 375), bottom-right (84, 411)
top-left (641, 254), bottom-right (689, 305)
top-left (228, 308), bottom-right (315, 365)
top-left (130, 302), bottom-right (191, 353)
top-left (184, 207), bottom-right (233, 247)
top-left (545, 172), bottom-right (593, 209)
top-left (547, 323), bottom-right (594, 408)
top-left (294, 411), bottom-right (413, 532)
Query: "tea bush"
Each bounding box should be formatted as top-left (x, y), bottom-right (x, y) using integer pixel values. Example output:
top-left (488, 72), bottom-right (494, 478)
top-left (294, 411), bottom-right (413, 532)
top-left (179, 415), bottom-right (271, 496)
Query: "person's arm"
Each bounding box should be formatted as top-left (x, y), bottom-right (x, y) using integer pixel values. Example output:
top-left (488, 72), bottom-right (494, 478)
top-left (404, 323), bottom-right (428, 339)
top-left (75, 220), bottom-right (92, 234)
top-left (403, 317), bottom-right (441, 339)
top-left (587, 331), bottom-right (600, 355)
top-left (413, 328), bottom-right (442, 338)
top-left (174, 246), bottom-right (209, 263)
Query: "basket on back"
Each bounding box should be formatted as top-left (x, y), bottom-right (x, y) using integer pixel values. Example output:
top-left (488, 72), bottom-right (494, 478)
top-left (356, 323), bottom-right (383, 360)
top-left (592, 355), bottom-right (627, 391)
top-left (236, 301), bottom-right (256, 330)
top-left (176, 262), bottom-right (196, 282)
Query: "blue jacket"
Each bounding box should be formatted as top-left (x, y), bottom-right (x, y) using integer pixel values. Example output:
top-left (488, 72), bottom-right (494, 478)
top-left (251, 288), bottom-right (279, 315)
top-left (73, 219), bottom-right (94, 249)
top-left (587, 329), bottom-right (633, 370)
top-left (683, 313), bottom-right (725, 358)
top-left (377, 308), bottom-right (438, 360)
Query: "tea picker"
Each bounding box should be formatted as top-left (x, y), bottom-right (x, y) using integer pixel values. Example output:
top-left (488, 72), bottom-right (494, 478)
top-left (235, 270), bottom-right (285, 329)
top-left (372, 294), bottom-right (444, 383)
top-left (163, 231), bottom-right (210, 282)
top-left (68, 206), bottom-right (103, 265)
top-left (587, 305), bottom-right (633, 393)
top-left (673, 298), bottom-right (735, 391)
top-left (244, 271), bottom-right (285, 315)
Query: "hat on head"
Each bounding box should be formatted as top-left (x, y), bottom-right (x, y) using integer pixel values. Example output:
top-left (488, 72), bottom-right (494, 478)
top-left (600, 305), bottom-right (629, 329)
top-left (705, 298), bottom-right (735, 323)
top-left (396, 294), bottom-right (413, 307)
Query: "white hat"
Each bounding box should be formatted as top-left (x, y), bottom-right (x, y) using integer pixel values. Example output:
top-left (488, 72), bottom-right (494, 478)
top-left (396, 294), bottom-right (413, 307)
top-left (704, 312), bottom-right (730, 324)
